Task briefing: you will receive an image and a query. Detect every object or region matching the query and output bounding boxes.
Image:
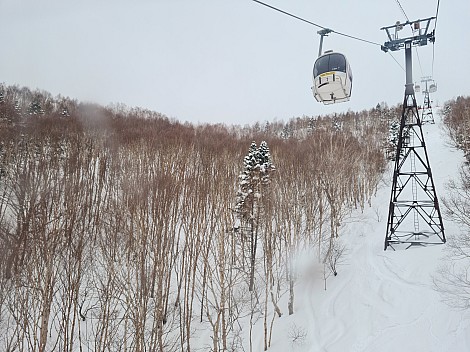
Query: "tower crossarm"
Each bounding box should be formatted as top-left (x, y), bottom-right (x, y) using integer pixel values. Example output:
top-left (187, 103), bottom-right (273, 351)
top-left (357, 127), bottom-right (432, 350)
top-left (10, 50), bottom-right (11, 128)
top-left (380, 17), bottom-right (436, 52)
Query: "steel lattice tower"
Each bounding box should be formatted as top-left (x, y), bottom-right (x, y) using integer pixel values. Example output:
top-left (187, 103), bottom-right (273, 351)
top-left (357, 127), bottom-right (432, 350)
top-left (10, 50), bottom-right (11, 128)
top-left (381, 18), bottom-right (445, 250)
top-left (420, 77), bottom-right (435, 124)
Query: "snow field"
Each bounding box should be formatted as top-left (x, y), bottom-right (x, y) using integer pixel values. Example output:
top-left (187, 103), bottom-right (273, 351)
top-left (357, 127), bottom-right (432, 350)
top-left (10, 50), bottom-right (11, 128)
top-left (253, 116), bottom-right (470, 352)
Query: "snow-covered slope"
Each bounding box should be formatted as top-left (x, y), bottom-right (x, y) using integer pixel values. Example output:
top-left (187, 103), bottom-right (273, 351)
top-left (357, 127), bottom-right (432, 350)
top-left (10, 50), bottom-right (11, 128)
top-left (255, 116), bottom-right (470, 352)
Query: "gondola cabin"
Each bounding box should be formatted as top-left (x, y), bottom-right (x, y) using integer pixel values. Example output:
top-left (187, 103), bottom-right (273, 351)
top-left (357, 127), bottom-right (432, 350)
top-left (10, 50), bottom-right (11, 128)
top-left (312, 51), bottom-right (352, 105)
top-left (429, 83), bottom-right (437, 93)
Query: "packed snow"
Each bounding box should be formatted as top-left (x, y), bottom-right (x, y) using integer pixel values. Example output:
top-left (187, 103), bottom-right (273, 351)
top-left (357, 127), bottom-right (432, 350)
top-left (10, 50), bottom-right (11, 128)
top-left (249, 115), bottom-right (470, 352)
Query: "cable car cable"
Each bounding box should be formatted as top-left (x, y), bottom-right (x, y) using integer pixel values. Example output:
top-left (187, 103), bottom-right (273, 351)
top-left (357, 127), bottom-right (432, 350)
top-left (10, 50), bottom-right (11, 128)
top-left (395, 0), bottom-right (410, 23)
top-left (431, 0), bottom-right (440, 77)
top-left (415, 49), bottom-right (424, 77)
top-left (251, 0), bottom-right (327, 30)
top-left (330, 30), bottom-right (383, 47)
top-left (393, 0), bottom-right (417, 35)
top-left (250, 0), bottom-right (383, 47)
top-left (388, 52), bottom-right (405, 72)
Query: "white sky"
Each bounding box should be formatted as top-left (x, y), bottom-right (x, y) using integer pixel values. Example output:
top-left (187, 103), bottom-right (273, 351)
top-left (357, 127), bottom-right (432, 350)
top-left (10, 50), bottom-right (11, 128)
top-left (1, 0), bottom-right (468, 125)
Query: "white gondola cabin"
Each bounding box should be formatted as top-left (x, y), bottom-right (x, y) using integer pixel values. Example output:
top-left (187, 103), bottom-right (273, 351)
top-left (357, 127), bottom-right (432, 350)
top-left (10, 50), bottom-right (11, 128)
top-left (312, 51), bottom-right (352, 105)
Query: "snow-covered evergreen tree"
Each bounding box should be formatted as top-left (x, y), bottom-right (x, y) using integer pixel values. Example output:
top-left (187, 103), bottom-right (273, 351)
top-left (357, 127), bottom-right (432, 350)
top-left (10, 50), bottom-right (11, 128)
top-left (235, 142), bottom-right (258, 221)
top-left (235, 141), bottom-right (275, 220)
top-left (14, 100), bottom-right (21, 114)
top-left (257, 140), bottom-right (275, 185)
top-left (0, 84), bottom-right (4, 104)
top-left (387, 119), bottom-right (400, 160)
top-left (28, 101), bottom-right (44, 115)
top-left (280, 123), bottom-right (292, 140)
top-left (235, 141), bottom-right (275, 291)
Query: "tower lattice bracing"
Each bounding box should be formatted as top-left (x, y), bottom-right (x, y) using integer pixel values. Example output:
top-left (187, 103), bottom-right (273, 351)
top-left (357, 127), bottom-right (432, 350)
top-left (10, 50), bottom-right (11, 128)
top-left (421, 89), bottom-right (434, 124)
top-left (381, 18), bottom-right (445, 250)
top-left (385, 82), bottom-right (445, 249)
top-left (420, 76), bottom-right (435, 124)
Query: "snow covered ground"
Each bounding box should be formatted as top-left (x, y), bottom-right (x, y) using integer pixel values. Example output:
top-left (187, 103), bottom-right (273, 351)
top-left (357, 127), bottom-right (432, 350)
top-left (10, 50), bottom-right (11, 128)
top-left (252, 115), bottom-right (470, 352)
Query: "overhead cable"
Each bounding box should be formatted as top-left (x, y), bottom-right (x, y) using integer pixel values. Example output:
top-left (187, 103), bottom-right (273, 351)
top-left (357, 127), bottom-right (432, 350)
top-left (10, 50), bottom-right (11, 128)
top-left (434, 0), bottom-right (440, 31)
top-left (251, 0), bottom-right (382, 47)
top-left (332, 30), bottom-right (383, 47)
top-left (251, 0), bottom-right (327, 29)
top-left (415, 48), bottom-right (424, 77)
top-left (388, 52), bottom-right (405, 72)
top-left (431, 0), bottom-right (440, 77)
top-left (395, 0), bottom-right (410, 23)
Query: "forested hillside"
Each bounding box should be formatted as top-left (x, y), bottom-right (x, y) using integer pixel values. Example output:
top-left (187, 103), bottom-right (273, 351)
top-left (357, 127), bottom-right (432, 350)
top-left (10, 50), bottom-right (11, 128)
top-left (441, 96), bottom-right (470, 161)
top-left (434, 96), bottom-right (470, 312)
top-left (0, 84), bottom-right (405, 351)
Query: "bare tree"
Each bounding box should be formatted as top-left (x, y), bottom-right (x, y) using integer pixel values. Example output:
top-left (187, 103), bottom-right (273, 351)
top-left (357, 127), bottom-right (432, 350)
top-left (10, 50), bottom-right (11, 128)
top-left (434, 164), bottom-right (470, 309)
top-left (0, 83), bottom-right (391, 352)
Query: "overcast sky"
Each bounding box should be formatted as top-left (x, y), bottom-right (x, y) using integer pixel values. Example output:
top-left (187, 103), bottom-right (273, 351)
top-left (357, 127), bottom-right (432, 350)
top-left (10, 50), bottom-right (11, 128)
top-left (1, 0), bottom-right (468, 125)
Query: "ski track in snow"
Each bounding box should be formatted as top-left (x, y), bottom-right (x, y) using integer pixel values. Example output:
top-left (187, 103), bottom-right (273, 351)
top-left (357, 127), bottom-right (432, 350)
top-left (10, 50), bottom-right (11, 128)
top-left (269, 116), bottom-right (470, 352)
